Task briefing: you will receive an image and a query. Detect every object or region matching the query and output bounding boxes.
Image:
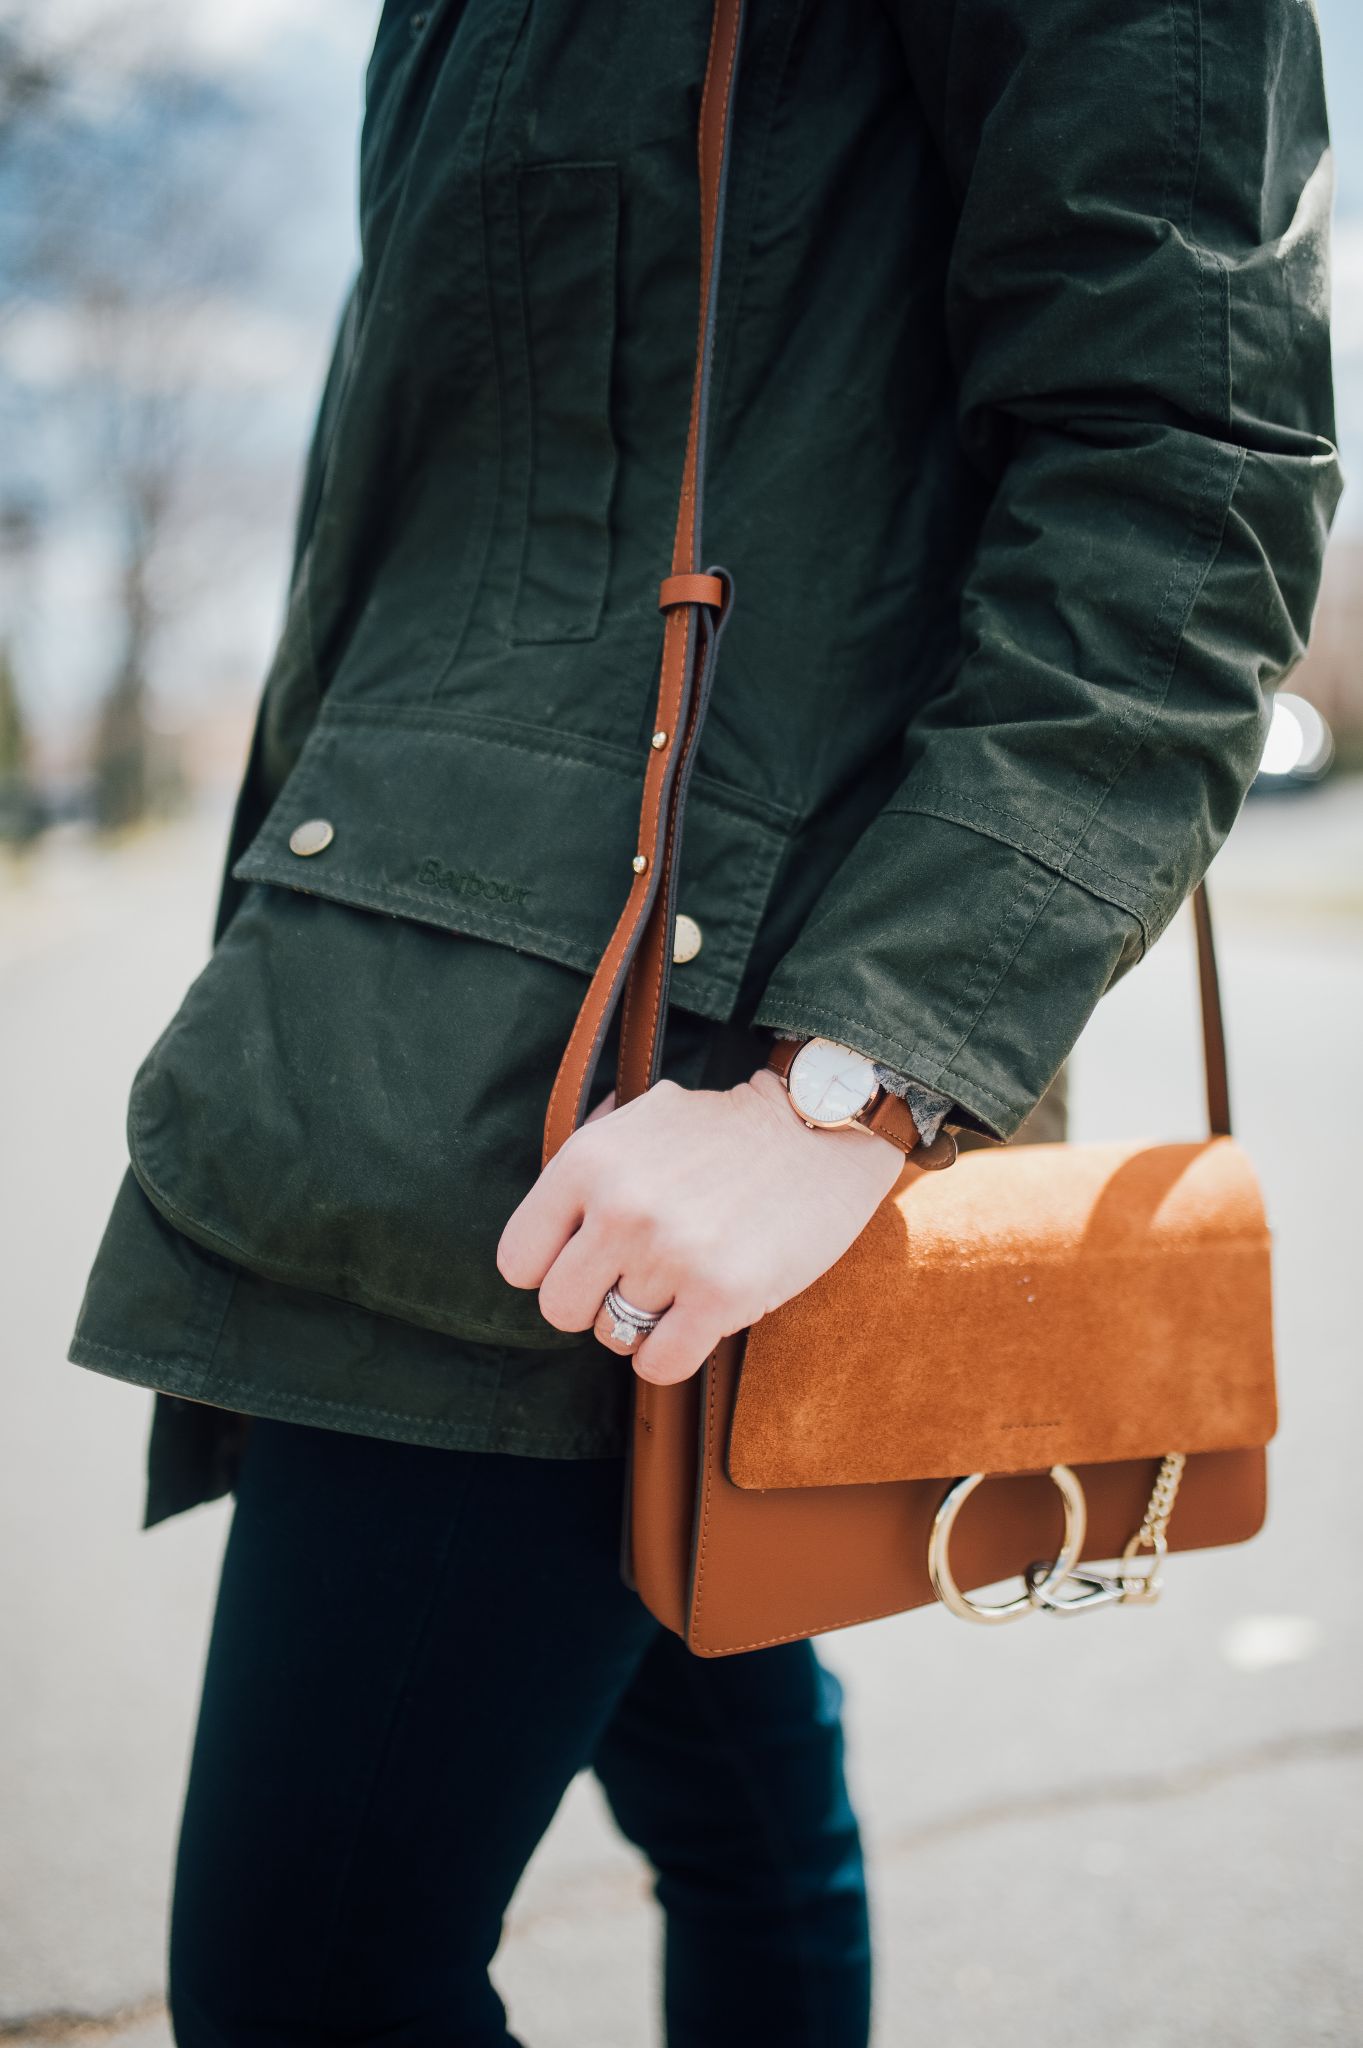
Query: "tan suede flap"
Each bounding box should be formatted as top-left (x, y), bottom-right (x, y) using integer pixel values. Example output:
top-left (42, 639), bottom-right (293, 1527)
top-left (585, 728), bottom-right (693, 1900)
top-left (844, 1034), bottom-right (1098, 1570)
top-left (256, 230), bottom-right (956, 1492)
top-left (727, 1138), bottom-right (1275, 1490)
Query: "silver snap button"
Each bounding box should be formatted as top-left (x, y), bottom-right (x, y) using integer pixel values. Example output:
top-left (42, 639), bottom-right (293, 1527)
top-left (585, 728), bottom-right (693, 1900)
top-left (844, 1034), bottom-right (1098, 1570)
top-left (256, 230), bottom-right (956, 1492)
top-left (672, 913), bottom-right (703, 965)
top-left (289, 818), bottom-right (334, 857)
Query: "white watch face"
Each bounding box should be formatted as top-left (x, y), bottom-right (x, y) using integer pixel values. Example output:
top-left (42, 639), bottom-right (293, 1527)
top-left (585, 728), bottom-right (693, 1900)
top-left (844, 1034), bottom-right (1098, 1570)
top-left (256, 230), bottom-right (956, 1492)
top-left (787, 1039), bottom-right (878, 1127)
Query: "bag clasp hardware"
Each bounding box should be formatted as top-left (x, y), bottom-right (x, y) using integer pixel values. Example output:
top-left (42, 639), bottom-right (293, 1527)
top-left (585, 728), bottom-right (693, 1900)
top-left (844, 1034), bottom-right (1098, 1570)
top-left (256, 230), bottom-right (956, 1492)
top-left (1023, 1559), bottom-right (1130, 1613)
top-left (928, 1456), bottom-right (1186, 1625)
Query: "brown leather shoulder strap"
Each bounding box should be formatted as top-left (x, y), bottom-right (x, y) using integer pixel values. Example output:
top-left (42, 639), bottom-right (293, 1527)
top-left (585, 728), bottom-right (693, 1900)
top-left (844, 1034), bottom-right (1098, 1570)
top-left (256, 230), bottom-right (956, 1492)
top-left (1192, 880), bottom-right (1232, 1137)
top-left (542, 0), bottom-right (1232, 1159)
top-left (542, 0), bottom-right (746, 1163)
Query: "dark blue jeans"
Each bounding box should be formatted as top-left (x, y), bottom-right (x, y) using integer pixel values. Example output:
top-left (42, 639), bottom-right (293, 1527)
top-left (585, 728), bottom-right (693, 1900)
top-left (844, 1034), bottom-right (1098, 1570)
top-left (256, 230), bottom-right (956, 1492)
top-left (170, 1418), bottom-right (871, 2046)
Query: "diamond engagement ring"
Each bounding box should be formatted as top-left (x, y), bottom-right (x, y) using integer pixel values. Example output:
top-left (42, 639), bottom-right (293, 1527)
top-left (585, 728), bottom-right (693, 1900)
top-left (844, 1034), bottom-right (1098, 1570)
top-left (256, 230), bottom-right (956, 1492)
top-left (601, 1286), bottom-right (664, 1349)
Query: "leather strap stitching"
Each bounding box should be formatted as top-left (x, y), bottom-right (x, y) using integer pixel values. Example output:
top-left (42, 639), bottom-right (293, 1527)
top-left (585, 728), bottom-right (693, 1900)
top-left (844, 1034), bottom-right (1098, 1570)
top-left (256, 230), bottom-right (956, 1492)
top-left (541, 0), bottom-right (744, 1161)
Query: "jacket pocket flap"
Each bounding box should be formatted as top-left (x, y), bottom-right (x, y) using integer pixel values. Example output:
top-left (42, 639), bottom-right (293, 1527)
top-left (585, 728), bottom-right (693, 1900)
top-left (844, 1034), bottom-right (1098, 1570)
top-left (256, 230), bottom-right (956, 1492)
top-left (232, 705), bottom-right (793, 1020)
top-left (728, 1138), bottom-right (1277, 1489)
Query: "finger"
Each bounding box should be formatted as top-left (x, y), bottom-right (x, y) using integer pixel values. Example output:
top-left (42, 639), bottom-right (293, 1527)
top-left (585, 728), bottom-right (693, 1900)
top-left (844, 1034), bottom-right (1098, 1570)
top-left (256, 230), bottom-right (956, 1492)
top-left (593, 1274), bottom-right (675, 1357)
top-left (631, 1301), bottom-right (728, 1385)
top-left (536, 1224), bottom-right (621, 1335)
top-left (584, 1089), bottom-right (617, 1125)
top-left (495, 1155), bottom-right (585, 1291)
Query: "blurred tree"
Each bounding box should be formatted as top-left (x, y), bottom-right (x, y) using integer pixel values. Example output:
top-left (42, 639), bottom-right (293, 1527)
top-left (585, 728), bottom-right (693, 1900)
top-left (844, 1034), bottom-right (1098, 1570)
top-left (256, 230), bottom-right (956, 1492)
top-left (0, 2), bottom-right (343, 832)
top-left (0, 490), bottom-right (43, 843)
top-left (89, 666), bottom-right (148, 833)
top-left (0, 11), bottom-right (72, 158)
top-left (0, 636), bottom-right (43, 846)
top-left (81, 281), bottom-right (189, 834)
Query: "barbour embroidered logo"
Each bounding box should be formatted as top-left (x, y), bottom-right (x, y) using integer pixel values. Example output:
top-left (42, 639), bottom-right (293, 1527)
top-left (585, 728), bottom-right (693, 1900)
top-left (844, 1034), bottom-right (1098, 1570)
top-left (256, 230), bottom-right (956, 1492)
top-left (417, 857), bottom-right (532, 909)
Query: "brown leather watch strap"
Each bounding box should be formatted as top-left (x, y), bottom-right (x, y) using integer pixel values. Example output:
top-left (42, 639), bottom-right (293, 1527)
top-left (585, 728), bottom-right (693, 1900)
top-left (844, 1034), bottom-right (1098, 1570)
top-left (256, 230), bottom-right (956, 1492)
top-left (863, 1095), bottom-right (921, 1153)
top-left (764, 1037), bottom-right (956, 1165)
top-left (870, 1101), bottom-right (959, 1167)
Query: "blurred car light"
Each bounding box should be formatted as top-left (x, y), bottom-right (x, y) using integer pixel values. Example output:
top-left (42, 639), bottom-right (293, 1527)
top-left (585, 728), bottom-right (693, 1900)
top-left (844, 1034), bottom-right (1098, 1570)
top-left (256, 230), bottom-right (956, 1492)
top-left (1251, 690), bottom-right (1334, 792)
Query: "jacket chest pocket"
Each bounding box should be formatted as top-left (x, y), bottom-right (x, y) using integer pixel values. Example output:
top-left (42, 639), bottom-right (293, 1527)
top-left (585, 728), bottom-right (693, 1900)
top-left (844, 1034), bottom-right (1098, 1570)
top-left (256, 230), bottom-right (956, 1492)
top-left (507, 161), bottom-right (621, 645)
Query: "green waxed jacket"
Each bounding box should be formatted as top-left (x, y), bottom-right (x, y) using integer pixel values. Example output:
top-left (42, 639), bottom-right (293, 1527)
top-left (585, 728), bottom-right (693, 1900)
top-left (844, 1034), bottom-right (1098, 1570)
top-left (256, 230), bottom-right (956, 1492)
top-left (71, 0), bottom-right (1340, 1521)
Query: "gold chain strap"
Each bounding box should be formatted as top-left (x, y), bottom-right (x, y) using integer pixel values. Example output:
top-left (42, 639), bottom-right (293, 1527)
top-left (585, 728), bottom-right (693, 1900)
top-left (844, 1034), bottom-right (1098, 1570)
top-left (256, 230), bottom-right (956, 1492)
top-left (1118, 1451), bottom-right (1187, 1603)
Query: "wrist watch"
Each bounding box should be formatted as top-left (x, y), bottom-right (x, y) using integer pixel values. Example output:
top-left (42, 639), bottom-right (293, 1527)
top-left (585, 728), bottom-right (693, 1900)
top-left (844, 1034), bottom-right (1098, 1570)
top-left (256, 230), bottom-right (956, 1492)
top-left (765, 1037), bottom-right (957, 1168)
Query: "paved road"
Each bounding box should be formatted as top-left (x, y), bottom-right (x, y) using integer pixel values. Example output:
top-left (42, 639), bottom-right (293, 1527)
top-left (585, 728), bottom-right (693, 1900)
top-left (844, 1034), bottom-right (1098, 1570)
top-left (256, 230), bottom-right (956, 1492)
top-left (2, 784), bottom-right (1361, 2047)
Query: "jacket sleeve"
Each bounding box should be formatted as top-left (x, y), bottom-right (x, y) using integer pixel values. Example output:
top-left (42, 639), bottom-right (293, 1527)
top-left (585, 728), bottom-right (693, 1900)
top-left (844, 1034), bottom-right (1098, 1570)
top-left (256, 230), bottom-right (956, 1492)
top-left (752, 0), bottom-right (1341, 1138)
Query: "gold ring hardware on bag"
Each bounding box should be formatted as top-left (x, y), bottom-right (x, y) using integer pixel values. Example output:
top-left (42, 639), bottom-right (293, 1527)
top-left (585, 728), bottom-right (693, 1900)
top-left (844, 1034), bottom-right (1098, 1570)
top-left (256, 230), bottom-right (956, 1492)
top-left (928, 1465), bottom-right (1087, 1624)
top-left (927, 1455), bottom-right (1187, 1624)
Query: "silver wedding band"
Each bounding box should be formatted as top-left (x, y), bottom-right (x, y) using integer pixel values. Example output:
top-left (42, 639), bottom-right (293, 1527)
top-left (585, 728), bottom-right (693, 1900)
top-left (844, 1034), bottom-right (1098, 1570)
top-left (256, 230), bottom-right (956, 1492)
top-left (601, 1286), bottom-right (664, 1349)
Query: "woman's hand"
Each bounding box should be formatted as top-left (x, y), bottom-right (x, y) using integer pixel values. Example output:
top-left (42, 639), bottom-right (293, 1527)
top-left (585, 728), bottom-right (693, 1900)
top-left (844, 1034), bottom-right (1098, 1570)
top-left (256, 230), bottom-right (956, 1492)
top-left (495, 1072), bottom-right (904, 1384)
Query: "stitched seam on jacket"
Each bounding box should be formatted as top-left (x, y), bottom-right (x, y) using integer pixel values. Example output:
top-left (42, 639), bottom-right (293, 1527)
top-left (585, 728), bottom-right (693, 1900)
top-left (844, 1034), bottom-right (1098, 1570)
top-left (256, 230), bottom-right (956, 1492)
top-left (308, 702), bottom-right (801, 829)
top-left (187, 1261), bottom-right (240, 1400)
top-left (882, 787), bottom-right (1154, 929)
top-left (704, 1), bottom-right (805, 506)
top-left (508, 162), bottom-right (620, 645)
top-left (71, 1337), bottom-right (624, 1455)
top-left (924, 862), bottom-right (1060, 1090)
top-left (1070, 438), bottom-right (1243, 921)
top-left (421, 0), bottom-right (535, 701)
top-left (233, 865), bottom-right (693, 977)
top-left (228, 862), bottom-right (760, 1014)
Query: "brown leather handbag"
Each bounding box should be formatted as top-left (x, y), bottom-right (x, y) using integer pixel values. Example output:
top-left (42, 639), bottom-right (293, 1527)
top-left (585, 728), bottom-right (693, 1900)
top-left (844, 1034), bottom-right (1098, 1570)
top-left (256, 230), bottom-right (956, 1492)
top-left (542, 0), bottom-right (1277, 1655)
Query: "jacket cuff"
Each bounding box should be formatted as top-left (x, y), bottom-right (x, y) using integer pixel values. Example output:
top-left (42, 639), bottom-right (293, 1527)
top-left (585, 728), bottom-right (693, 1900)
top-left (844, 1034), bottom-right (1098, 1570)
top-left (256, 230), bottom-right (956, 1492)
top-left (753, 809), bottom-right (1143, 1140)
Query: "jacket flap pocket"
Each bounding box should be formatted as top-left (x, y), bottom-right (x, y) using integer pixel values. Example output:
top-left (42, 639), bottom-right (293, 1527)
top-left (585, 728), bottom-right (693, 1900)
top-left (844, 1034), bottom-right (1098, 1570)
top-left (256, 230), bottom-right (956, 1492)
top-left (231, 705), bottom-right (792, 1021)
